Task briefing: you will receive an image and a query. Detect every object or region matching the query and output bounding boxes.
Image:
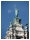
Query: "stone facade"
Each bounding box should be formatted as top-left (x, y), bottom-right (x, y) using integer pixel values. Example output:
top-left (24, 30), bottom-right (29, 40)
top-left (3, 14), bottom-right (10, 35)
top-left (5, 8), bottom-right (29, 39)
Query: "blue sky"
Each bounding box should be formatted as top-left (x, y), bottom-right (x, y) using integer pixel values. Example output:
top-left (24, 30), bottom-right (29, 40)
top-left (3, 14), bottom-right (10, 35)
top-left (1, 1), bottom-right (29, 39)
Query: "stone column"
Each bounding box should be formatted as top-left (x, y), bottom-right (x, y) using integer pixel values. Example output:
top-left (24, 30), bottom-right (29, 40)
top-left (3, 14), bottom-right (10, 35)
top-left (25, 33), bottom-right (27, 39)
top-left (14, 30), bottom-right (16, 39)
top-left (11, 34), bottom-right (12, 39)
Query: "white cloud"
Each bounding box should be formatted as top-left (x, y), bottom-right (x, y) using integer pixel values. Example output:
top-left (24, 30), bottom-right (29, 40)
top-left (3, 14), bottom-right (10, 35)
top-left (8, 9), bottom-right (12, 13)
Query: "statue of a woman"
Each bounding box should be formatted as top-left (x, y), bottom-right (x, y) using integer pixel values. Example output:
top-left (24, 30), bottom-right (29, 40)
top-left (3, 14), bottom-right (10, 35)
top-left (15, 8), bottom-right (19, 17)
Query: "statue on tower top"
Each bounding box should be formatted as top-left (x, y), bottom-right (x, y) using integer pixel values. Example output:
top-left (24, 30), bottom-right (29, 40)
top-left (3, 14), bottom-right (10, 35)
top-left (15, 8), bottom-right (19, 17)
top-left (13, 4), bottom-right (19, 17)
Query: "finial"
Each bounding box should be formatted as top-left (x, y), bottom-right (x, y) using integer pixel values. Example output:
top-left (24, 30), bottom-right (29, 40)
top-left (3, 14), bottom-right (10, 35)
top-left (25, 23), bottom-right (28, 26)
